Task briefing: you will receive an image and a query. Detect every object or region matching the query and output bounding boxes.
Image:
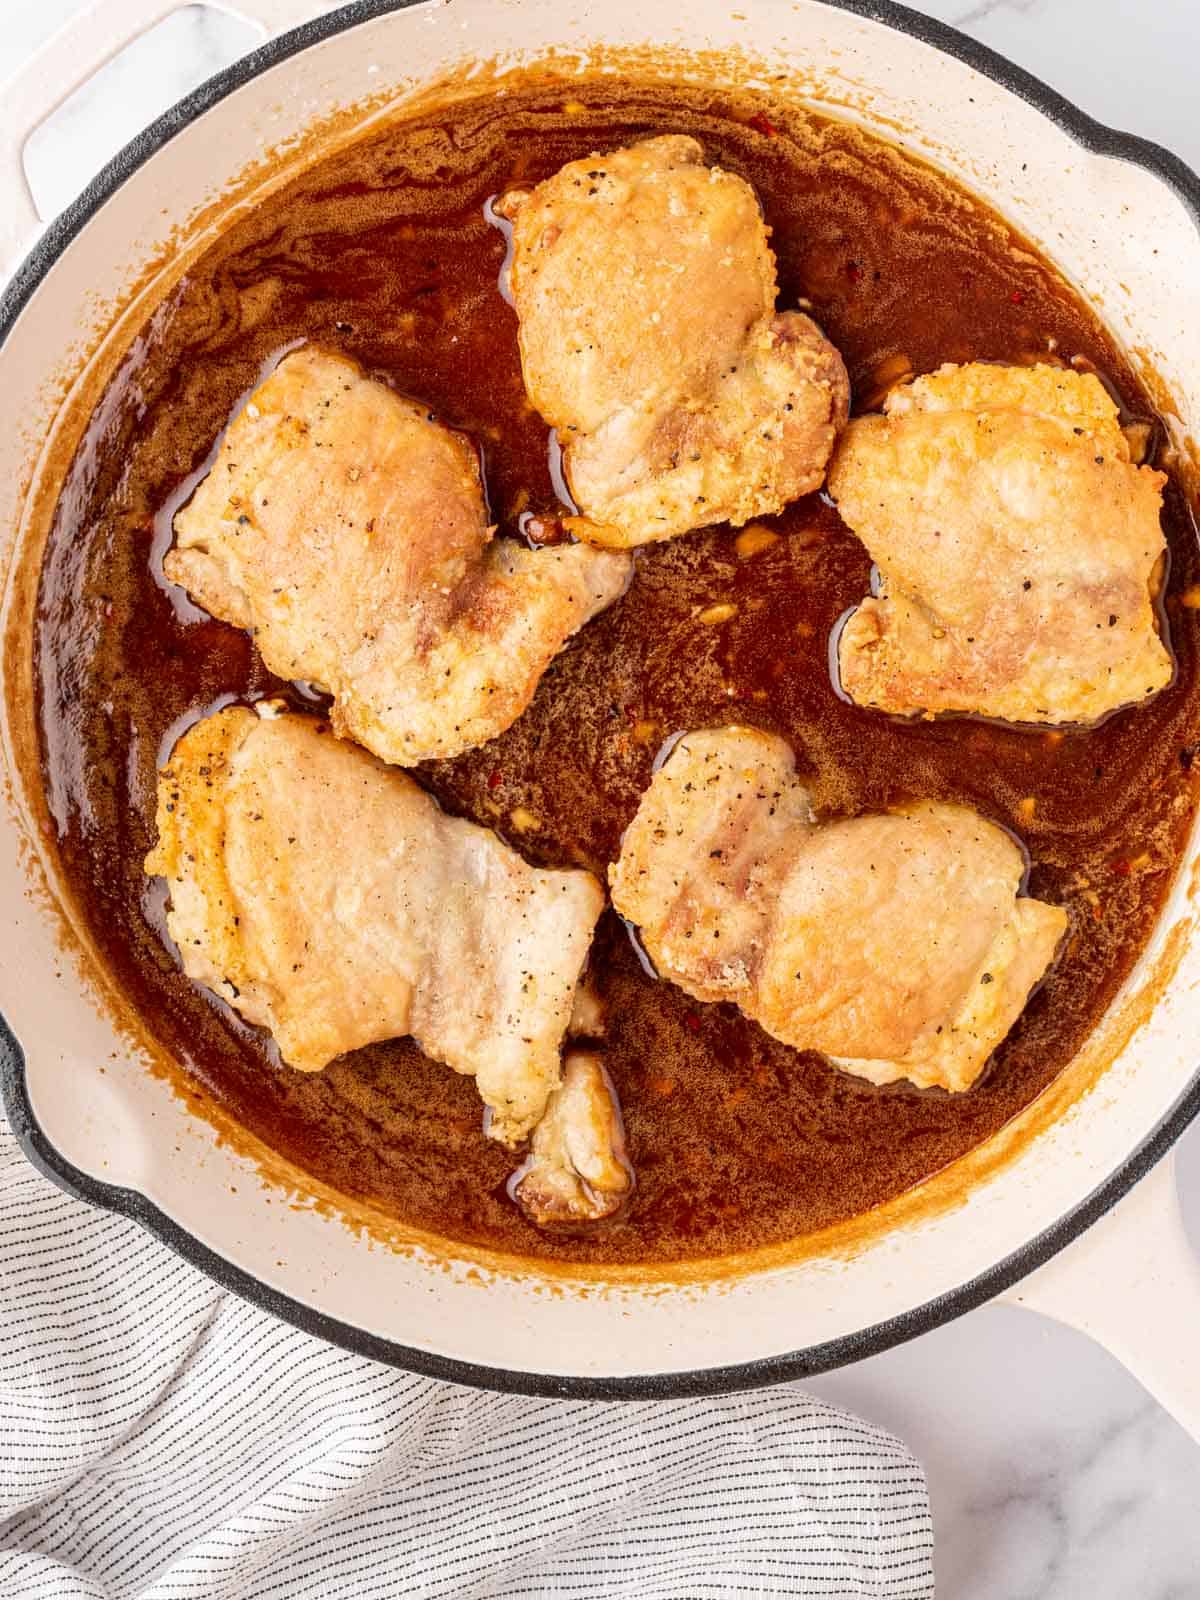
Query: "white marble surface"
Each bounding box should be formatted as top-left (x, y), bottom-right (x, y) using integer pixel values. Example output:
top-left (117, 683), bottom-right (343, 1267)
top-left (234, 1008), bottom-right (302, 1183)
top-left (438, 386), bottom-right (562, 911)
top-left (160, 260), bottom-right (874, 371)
top-left (4, 2), bottom-right (1200, 1595)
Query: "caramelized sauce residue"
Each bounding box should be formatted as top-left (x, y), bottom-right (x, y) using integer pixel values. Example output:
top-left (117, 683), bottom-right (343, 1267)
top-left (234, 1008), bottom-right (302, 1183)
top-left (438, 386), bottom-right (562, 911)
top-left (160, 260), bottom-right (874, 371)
top-left (35, 79), bottom-right (1200, 1263)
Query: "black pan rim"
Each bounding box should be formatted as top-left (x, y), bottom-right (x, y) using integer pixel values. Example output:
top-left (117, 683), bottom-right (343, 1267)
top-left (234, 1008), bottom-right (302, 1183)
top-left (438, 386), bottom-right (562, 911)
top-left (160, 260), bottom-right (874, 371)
top-left (2, 0), bottom-right (1199, 1400)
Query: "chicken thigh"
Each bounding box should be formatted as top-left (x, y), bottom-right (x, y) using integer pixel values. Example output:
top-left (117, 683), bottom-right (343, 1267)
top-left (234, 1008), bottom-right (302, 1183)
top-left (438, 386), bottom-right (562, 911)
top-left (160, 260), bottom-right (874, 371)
top-left (145, 703), bottom-right (606, 1146)
top-left (497, 135), bottom-right (849, 547)
top-left (165, 347), bottom-right (631, 764)
top-left (829, 363), bottom-right (1172, 725)
top-left (610, 727), bottom-right (1066, 1091)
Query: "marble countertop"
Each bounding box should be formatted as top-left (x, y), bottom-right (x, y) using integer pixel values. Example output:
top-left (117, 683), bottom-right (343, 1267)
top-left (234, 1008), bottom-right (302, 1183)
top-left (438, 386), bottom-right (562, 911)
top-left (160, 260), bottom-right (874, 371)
top-left (3, 2), bottom-right (1200, 1595)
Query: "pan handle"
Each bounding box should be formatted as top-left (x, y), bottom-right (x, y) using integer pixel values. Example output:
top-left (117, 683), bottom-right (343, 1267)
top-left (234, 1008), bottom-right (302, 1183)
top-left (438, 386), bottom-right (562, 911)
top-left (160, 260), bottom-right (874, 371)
top-left (0, 0), bottom-right (332, 277)
top-left (999, 1151), bottom-right (1200, 1440)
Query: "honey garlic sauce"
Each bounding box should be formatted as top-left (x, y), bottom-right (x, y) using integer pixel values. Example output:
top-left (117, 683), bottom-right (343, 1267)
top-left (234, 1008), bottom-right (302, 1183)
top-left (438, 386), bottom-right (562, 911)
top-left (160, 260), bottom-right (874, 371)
top-left (35, 80), bottom-right (1200, 1264)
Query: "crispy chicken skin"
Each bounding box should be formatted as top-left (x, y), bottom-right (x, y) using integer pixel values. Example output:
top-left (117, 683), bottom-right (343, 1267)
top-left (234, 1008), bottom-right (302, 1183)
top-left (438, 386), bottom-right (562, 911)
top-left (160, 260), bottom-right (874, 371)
top-left (509, 1050), bottom-right (633, 1226)
top-left (144, 704), bottom-right (605, 1146)
top-left (610, 727), bottom-right (1067, 1092)
top-left (497, 135), bottom-right (849, 547)
top-left (165, 347), bottom-right (631, 763)
top-left (829, 363), bottom-right (1172, 725)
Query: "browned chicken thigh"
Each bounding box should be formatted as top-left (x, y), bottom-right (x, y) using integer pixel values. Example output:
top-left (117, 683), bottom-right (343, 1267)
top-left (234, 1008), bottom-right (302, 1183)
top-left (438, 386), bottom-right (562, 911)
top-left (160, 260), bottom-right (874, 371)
top-left (829, 363), bottom-right (1172, 724)
top-left (610, 727), bottom-right (1067, 1092)
top-left (145, 704), bottom-right (609, 1149)
top-left (497, 135), bottom-right (849, 546)
top-left (165, 347), bottom-right (631, 763)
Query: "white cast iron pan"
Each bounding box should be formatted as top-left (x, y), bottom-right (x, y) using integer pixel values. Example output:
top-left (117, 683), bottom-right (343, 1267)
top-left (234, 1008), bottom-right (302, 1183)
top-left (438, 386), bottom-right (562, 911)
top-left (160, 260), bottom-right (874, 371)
top-left (3, 0), bottom-right (1200, 1416)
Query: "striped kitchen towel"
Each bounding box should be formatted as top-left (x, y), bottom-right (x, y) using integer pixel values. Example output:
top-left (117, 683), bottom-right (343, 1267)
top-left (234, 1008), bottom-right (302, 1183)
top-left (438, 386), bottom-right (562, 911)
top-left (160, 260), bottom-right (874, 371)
top-left (0, 1119), bottom-right (934, 1598)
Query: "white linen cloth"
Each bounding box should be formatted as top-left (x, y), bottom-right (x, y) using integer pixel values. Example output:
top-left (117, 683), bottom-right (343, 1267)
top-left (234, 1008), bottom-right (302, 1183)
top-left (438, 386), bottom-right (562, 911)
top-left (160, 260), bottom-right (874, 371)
top-left (0, 1119), bottom-right (934, 1598)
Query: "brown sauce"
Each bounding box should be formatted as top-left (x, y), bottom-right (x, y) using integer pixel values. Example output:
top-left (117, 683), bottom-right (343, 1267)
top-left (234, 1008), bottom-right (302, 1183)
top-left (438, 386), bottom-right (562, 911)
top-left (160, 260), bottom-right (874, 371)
top-left (34, 78), bottom-right (1200, 1265)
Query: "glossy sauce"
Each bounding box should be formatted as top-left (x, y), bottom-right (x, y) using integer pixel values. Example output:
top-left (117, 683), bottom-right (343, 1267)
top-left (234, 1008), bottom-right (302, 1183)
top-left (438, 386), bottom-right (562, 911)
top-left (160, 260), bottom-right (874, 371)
top-left (35, 79), bottom-right (1200, 1263)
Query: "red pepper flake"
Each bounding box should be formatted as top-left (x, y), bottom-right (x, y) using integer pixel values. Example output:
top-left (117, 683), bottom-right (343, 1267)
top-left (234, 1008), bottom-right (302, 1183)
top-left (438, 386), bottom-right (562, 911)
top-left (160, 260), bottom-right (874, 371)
top-left (1010, 289), bottom-right (1025, 305)
top-left (748, 111), bottom-right (778, 138)
top-left (1112, 851), bottom-right (1153, 877)
top-left (845, 261), bottom-right (862, 284)
top-left (683, 1012), bottom-right (702, 1034)
top-left (488, 769), bottom-right (503, 791)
